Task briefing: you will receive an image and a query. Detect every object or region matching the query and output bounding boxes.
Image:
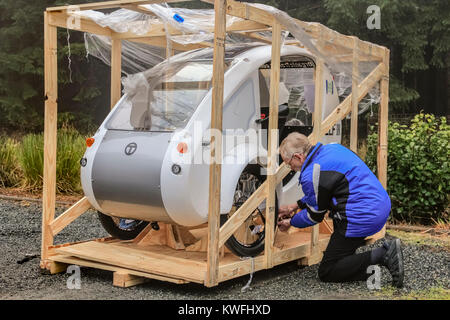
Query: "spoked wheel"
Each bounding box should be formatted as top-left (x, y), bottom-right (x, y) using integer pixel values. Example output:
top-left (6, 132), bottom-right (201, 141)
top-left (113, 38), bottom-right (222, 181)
top-left (97, 212), bottom-right (149, 240)
top-left (220, 166), bottom-right (278, 257)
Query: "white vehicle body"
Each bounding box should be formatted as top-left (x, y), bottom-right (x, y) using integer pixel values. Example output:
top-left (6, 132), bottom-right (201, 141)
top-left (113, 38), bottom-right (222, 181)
top-left (81, 44), bottom-right (341, 227)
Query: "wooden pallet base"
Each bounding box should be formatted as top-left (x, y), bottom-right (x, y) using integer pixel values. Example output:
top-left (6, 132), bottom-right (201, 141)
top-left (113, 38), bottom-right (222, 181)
top-left (47, 254), bottom-right (188, 287)
top-left (43, 226), bottom-right (331, 288)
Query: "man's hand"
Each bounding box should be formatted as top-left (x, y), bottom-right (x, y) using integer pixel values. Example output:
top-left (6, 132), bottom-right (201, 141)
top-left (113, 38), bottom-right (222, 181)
top-left (277, 218), bottom-right (291, 232)
top-left (278, 203), bottom-right (299, 220)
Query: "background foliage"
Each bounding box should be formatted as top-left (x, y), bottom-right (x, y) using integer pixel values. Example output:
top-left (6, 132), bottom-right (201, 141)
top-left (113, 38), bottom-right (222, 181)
top-left (0, 0), bottom-right (448, 135)
top-left (366, 114), bottom-right (450, 224)
top-left (0, 0), bottom-right (110, 134)
top-left (0, 1), bottom-right (448, 222)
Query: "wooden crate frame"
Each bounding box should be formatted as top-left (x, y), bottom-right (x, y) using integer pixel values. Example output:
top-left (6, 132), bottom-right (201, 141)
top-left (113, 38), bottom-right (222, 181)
top-left (41, 0), bottom-right (389, 288)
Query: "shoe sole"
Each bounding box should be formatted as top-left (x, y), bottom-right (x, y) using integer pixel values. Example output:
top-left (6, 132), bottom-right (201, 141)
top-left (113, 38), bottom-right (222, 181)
top-left (393, 238), bottom-right (404, 288)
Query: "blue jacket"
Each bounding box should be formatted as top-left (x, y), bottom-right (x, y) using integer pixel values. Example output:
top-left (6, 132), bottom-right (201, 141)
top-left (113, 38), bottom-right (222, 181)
top-left (290, 142), bottom-right (391, 238)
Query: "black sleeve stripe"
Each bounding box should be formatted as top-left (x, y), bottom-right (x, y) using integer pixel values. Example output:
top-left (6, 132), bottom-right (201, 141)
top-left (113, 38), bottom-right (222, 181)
top-left (297, 199), bottom-right (307, 209)
top-left (306, 206), bottom-right (326, 223)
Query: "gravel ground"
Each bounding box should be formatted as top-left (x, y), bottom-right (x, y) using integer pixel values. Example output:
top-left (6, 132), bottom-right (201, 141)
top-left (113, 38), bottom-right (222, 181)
top-left (0, 199), bottom-right (448, 300)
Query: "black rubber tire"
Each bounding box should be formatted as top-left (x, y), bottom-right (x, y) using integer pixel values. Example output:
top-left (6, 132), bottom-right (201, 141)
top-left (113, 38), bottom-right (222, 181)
top-left (97, 211), bottom-right (149, 240)
top-left (220, 165), bottom-right (278, 257)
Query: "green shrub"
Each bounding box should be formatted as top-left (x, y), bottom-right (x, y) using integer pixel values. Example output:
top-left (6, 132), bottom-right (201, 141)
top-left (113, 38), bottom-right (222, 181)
top-left (366, 113), bottom-right (450, 224)
top-left (17, 127), bottom-right (86, 194)
top-left (0, 137), bottom-right (21, 188)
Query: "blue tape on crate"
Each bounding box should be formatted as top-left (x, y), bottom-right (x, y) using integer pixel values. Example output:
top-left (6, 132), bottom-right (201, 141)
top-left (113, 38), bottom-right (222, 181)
top-left (173, 14), bottom-right (184, 23)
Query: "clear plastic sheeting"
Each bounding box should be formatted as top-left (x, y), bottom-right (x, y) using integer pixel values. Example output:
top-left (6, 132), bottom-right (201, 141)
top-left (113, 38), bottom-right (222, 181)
top-left (77, 4), bottom-right (242, 45)
top-left (85, 33), bottom-right (167, 74)
top-left (80, 1), bottom-right (382, 122)
top-left (106, 44), bottom-right (256, 131)
top-left (249, 2), bottom-right (381, 114)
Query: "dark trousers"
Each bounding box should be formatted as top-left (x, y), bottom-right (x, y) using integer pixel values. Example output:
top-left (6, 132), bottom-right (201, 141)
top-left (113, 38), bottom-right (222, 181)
top-left (318, 230), bottom-right (372, 283)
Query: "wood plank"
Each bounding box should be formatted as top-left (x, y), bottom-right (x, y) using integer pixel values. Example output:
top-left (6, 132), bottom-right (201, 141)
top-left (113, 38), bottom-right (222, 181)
top-left (218, 182), bottom-right (267, 249)
top-left (48, 11), bottom-right (112, 36)
top-left (121, 4), bottom-right (158, 16)
top-left (313, 57), bottom-right (324, 145)
top-left (265, 21), bottom-right (281, 269)
top-left (42, 12), bottom-right (58, 263)
top-left (40, 260), bottom-right (69, 274)
top-left (367, 48), bottom-right (390, 246)
top-left (113, 270), bottom-right (148, 287)
top-left (310, 224), bottom-right (319, 255)
top-left (275, 234), bottom-right (329, 267)
top-left (112, 18), bottom-right (267, 40)
top-left (47, 0), bottom-right (191, 12)
top-left (50, 255), bottom-right (188, 284)
top-left (218, 254), bottom-right (265, 282)
top-left (315, 24), bottom-right (385, 60)
top-left (219, 0), bottom-right (274, 26)
top-left (186, 235), bottom-right (209, 252)
top-left (111, 39), bottom-right (122, 109)
top-left (350, 37), bottom-right (359, 152)
top-left (166, 224), bottom-right (186, 250)
top-left (321, 218), bottom-right (333, 234)
top-left (218, 233), bottom-right (330, 282)
top-left (55, 241), bottom-right (206, 283)
top-left (178, 227), bottom-right (198, 246)
top-left (299, 252), bottom-right (323, 266)
top-left (377, 49), bottom-right (390, 189)
top-left (206, 0), bottom-right (227, 288)
top-left (210, 0), bottom-right (386, 59)
top-left (129, 37), bottom-right (208, 52)
top-left (49, 197), bottom-right (92, 236)
top-left (135, 223), bottom-right (167, 246)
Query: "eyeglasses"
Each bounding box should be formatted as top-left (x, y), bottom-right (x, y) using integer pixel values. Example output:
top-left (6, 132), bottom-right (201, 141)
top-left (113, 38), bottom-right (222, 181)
top-left (286, 153), bottom-right (296, 168)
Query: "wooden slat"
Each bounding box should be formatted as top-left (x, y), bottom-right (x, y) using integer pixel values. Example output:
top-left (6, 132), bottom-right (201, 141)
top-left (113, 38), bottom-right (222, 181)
top-left (51, 255), bottom-right (188, 284)
top-left (48, 11), bottom-right (112, 36)
top-left (218, 233), bottom-right (330, 282)
top-left (218, 255), bottom-right (265, 282)
top-left (121, 4), bottom-right (158, 15)
top-left (310, 51), bottom-right (324, 258)
top-left (55, 241), bottom-right (206, 283)
top-left (113, 19), bottom-right (267, 40)
top-left (366, 48), bottom-right (390, 246)
top-left (312, 24), bottom-right (385, 60)
top-left (265, 20), bottom-right (281, 269)
top-left (220, 0), bottom-right (274, 26)
top-left (206, 0), bottom-right (386, 59)
top-left (49, 197), bottom-right (92, 236)
top-left (313, 58), bottom-right (324, 143)
top-left (47, 0), bottom-right (190, 12)
top-left (129, 37), bottom-right (209, 52)
top-left (218, 182), bottom-right (267, 249)
top-left (378, 49), bottom-right (390, 189)
top-left (277, 237), bottom-right (328, 266)
top-left (205, 0), bottom-right (227, 288)
top-left (42, 12), bottom-right (58, 262)
top-left (110, 39), bottom-right (122, 109)
top-left (350, 37), bottom-right (359, 152)
top-left (113, 270), bottom-right (148, 287)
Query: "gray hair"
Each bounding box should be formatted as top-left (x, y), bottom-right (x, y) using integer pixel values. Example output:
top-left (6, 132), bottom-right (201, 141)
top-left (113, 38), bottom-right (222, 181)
top-left (279, 132), bottom-right (312, 159)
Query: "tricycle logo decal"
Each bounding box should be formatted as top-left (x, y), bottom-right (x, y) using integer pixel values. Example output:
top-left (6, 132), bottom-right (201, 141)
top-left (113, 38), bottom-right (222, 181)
top-left (124, 143), bottom-right (137, 156)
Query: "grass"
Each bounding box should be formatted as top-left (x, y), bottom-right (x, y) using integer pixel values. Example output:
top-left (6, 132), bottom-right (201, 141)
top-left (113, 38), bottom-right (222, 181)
top-left (17, 133), bottom-right (44, 191)
top-left (3, 127), bottom-right (86, 194)
top-left (0, 137), bottom-right (21, 188)
top-left (374, 285), bottom-right (450, 300)
top-left (387, 230), bottom-right (450, 251)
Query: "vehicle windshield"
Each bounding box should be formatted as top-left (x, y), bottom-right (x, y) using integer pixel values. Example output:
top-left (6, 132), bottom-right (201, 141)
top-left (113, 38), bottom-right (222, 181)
top-left (106, 44), bottom-right (263, 132)
top-left (107, 61), bottom-right (215, 132)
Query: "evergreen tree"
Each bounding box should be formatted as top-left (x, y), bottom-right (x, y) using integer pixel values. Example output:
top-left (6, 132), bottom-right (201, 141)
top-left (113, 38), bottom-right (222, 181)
top-left (0, 0), bottom-right (109, 134)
